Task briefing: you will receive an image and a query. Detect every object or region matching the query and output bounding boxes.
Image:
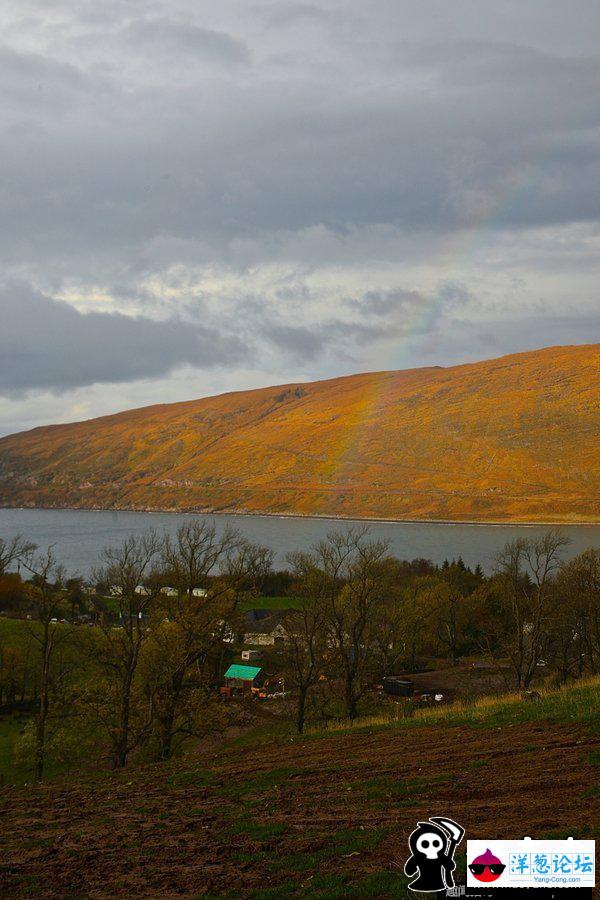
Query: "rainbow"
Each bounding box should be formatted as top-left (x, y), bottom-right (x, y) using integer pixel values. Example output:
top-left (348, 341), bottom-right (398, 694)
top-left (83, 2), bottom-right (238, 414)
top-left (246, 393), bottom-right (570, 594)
top-left (313, 161), bottom-right (536, 518)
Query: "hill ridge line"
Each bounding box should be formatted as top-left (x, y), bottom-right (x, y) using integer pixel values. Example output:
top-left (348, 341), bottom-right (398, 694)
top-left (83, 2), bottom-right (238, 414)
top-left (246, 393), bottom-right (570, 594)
top-left (0, 343), bottom-right (598, 524)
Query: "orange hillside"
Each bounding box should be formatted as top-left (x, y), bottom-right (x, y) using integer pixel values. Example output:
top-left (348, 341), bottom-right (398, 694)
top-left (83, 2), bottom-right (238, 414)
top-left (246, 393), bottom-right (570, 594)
top-left (0, 344), bottom-right (598, 523)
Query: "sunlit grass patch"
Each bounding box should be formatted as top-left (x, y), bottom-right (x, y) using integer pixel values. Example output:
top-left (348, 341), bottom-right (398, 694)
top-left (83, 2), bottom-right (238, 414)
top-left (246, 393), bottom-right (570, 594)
top-left (353, 772), bottom-right (452, 805)
top-left (228, 821), bottom-right (288, 840)
top-left (268, 826), bottom-right (389, 874)
top-left (307, 676), bottom-right (600, 738)
top-left (351, 870), bottom-right (411, 898)
top-left (220, 766), bottom-right (297, 802)
top-left (165, 768), bottom-right (215, 789)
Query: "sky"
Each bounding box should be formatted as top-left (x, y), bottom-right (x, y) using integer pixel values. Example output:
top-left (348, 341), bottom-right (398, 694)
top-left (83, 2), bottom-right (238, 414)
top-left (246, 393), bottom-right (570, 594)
top-left (1, 0), bottom-right (599, 436)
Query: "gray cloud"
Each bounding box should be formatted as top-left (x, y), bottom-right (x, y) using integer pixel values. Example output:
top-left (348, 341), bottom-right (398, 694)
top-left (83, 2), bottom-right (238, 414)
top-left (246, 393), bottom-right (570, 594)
top-left (263, 317), bottom-right (389, 363)
top-left (345, 289), bottom-right (424, 317)
top-left (0, 283), bottom-right (250, 396)
top-left (413, 314), bottom-right (600, 366)
top-left (263, 3), bottom-right (331, 28)
top-left (0, 280), bottom-right (398, 397)
top-left (263, 322), bottom-right (325, 361)
top-left (0, 0), bottom-right (598, 431)
top-left (121, 19), bottom-right (251, 65)
top-left (2, 10), bottom-right (600, 270)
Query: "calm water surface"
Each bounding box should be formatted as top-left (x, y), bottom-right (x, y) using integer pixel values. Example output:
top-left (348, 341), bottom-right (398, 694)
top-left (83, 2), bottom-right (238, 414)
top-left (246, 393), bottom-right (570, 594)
top-left (0, 508), bottom-right (598, 577)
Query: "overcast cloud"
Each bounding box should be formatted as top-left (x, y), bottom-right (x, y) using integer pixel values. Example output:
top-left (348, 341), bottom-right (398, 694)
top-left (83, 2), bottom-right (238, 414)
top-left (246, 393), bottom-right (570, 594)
top-left (0, 0), bottom-right (599, 434)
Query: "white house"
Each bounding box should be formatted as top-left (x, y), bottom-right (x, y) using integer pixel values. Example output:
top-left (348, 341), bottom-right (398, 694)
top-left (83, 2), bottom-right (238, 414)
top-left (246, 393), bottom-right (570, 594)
top-left (244, 614), bottom-right (289, 646)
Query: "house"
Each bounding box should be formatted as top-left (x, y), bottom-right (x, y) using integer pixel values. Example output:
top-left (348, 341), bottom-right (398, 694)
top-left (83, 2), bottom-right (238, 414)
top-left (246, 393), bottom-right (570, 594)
top-left (134, 585), bottom-right (151, 596)
top-left (159, 586), bottom-right (207, 598)
top-left (244, 612), bottom-right (289, 646)
top-left (241, 649), bottom-right (262, 662)
top-left (212, 619), bottom-right (236, 643)
top-left (223, 664), bottom-right (266, 692)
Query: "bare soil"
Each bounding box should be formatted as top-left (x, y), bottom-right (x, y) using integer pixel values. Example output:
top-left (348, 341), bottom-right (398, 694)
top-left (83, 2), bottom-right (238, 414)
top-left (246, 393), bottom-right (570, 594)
top-left (1, 720), bottom-right (598, 898)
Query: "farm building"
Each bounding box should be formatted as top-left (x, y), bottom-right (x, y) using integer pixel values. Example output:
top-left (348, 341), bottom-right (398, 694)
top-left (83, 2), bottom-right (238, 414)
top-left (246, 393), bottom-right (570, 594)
top-left (244, 612), bottom-right (289, 646)
top-left (382, 677), bottom-right (414, 698)
top-left (160, 586), bottom-right (207, 598)
top-left (223, 664), bottom-right (266, 692)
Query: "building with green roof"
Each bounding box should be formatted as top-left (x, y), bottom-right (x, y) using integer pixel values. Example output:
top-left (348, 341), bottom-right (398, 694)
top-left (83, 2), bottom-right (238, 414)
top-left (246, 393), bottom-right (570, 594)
top-left (223, 664), bottom-right (265, 690)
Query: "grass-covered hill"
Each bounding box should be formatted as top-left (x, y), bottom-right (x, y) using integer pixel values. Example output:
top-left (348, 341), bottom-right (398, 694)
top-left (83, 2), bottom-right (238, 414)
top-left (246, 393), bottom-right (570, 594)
top-left (0, 343), bottom-right (598, 523)
top-left (1, 679), bottom-right (599, 898)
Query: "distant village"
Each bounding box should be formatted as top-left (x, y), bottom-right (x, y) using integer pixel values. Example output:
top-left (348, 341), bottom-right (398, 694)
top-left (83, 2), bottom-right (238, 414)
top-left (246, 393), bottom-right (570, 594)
top-left (1, 523), bottom-right (596, 782)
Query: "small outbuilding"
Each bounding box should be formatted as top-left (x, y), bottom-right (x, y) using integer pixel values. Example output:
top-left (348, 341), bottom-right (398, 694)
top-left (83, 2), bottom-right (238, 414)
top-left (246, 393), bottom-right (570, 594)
top-left (382, 677), bottom-right (414, 698)
top-left (223, 664), bottom-right (266, 692)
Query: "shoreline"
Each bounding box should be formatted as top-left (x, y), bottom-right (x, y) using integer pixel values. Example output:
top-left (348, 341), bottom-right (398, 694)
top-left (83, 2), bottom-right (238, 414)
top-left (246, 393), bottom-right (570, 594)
top-left (1, 503), bottom-right (598, 528)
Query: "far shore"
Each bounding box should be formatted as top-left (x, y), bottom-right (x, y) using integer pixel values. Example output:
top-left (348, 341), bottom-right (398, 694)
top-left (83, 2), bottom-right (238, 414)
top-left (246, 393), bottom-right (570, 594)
top-left (1, 503), bottom-right (598, 528)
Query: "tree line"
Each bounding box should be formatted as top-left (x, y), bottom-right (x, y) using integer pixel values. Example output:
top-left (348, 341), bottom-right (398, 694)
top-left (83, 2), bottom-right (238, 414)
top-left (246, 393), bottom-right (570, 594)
top-left (0, 523), bottom-right (598, 781)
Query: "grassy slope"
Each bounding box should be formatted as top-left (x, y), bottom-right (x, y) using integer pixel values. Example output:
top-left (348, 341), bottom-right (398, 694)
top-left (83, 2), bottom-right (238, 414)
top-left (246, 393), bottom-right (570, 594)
top-left (1, 679), bottom-right (598, 898)
top-left (0, 344), bottom-right (598, 522)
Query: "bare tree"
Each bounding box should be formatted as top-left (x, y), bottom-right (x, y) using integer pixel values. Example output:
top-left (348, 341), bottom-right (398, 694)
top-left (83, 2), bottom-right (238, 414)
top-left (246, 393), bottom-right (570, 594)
top-left (21, 549), bottom-right (66, 781)
top-left (550, 548), bottom-right (600, 679)
top-left (495, 530), bottom-right (570, 689)
top-left (160, 520), bottom-right (241, 599)
top-left (397, 576), bottom-right (440, 672)
top-left (284, 553), bottom-right (329, 733)
top-left (0, 535), bottom-right (36, 576)
top-left (91, 532), bottom-right (160, 768)
top-left (309, 528), bottom-right (391, 720)
top-left (148, 525), bottom-right (273, 759)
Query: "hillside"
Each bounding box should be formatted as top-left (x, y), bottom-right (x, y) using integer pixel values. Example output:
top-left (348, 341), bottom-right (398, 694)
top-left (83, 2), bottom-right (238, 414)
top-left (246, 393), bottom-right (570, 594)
top-left (0, 344), bottom-right (598, 523)
top-left (1, 680), bottom-right (599, 898)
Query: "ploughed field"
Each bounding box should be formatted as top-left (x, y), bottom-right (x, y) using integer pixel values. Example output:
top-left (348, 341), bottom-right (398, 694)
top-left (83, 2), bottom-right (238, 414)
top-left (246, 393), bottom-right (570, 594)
top-left (1, 708), bottom-right (598, 898)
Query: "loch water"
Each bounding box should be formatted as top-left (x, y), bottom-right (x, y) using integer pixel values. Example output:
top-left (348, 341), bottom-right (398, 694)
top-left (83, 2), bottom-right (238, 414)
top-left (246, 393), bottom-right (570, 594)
top-left (0, 507), bottom-right (598, 577)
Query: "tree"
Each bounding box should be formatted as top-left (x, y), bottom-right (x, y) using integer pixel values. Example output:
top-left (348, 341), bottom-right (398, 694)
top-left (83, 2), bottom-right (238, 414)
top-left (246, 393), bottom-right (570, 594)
top-left (65, 577), bottom-right (85, 621)
top-left (283, 554), bottom-right (330, 733)
top-left (160, 520), bottom-right (239, 599)
top-left (307, 528), bottom-right (391, 720)
top-left (436, 560), bottom-right (486, 664)
top-left (90, 532), bottom-right (160, 768)
top-left (147, 523), bottom-right (273, 759)
top-left (0, 572), bottom-right (28, 613)
top-left (494, 530), bottom-right (570, 689)
top-left (371, 595), bottom-right (408, 679)
top-left (0, 645), bottom-right (24, 706)
top-left (0, 535), bottom-right (36, 576)
top-left (549, 548), bottom-right (600, 680)
top-left (21, 549), bottom-right (67, 781)
top-left (435, 580), bottom-right (460, 666)
top-left (367, 558), bottom-right (423, 679)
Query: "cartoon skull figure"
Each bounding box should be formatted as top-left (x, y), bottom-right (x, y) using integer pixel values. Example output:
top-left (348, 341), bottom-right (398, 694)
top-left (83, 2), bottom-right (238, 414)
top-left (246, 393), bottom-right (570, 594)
top-left (415, 829), bottom-right (445, 860)
top-left (404, 820), bottom-right (458, 892)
